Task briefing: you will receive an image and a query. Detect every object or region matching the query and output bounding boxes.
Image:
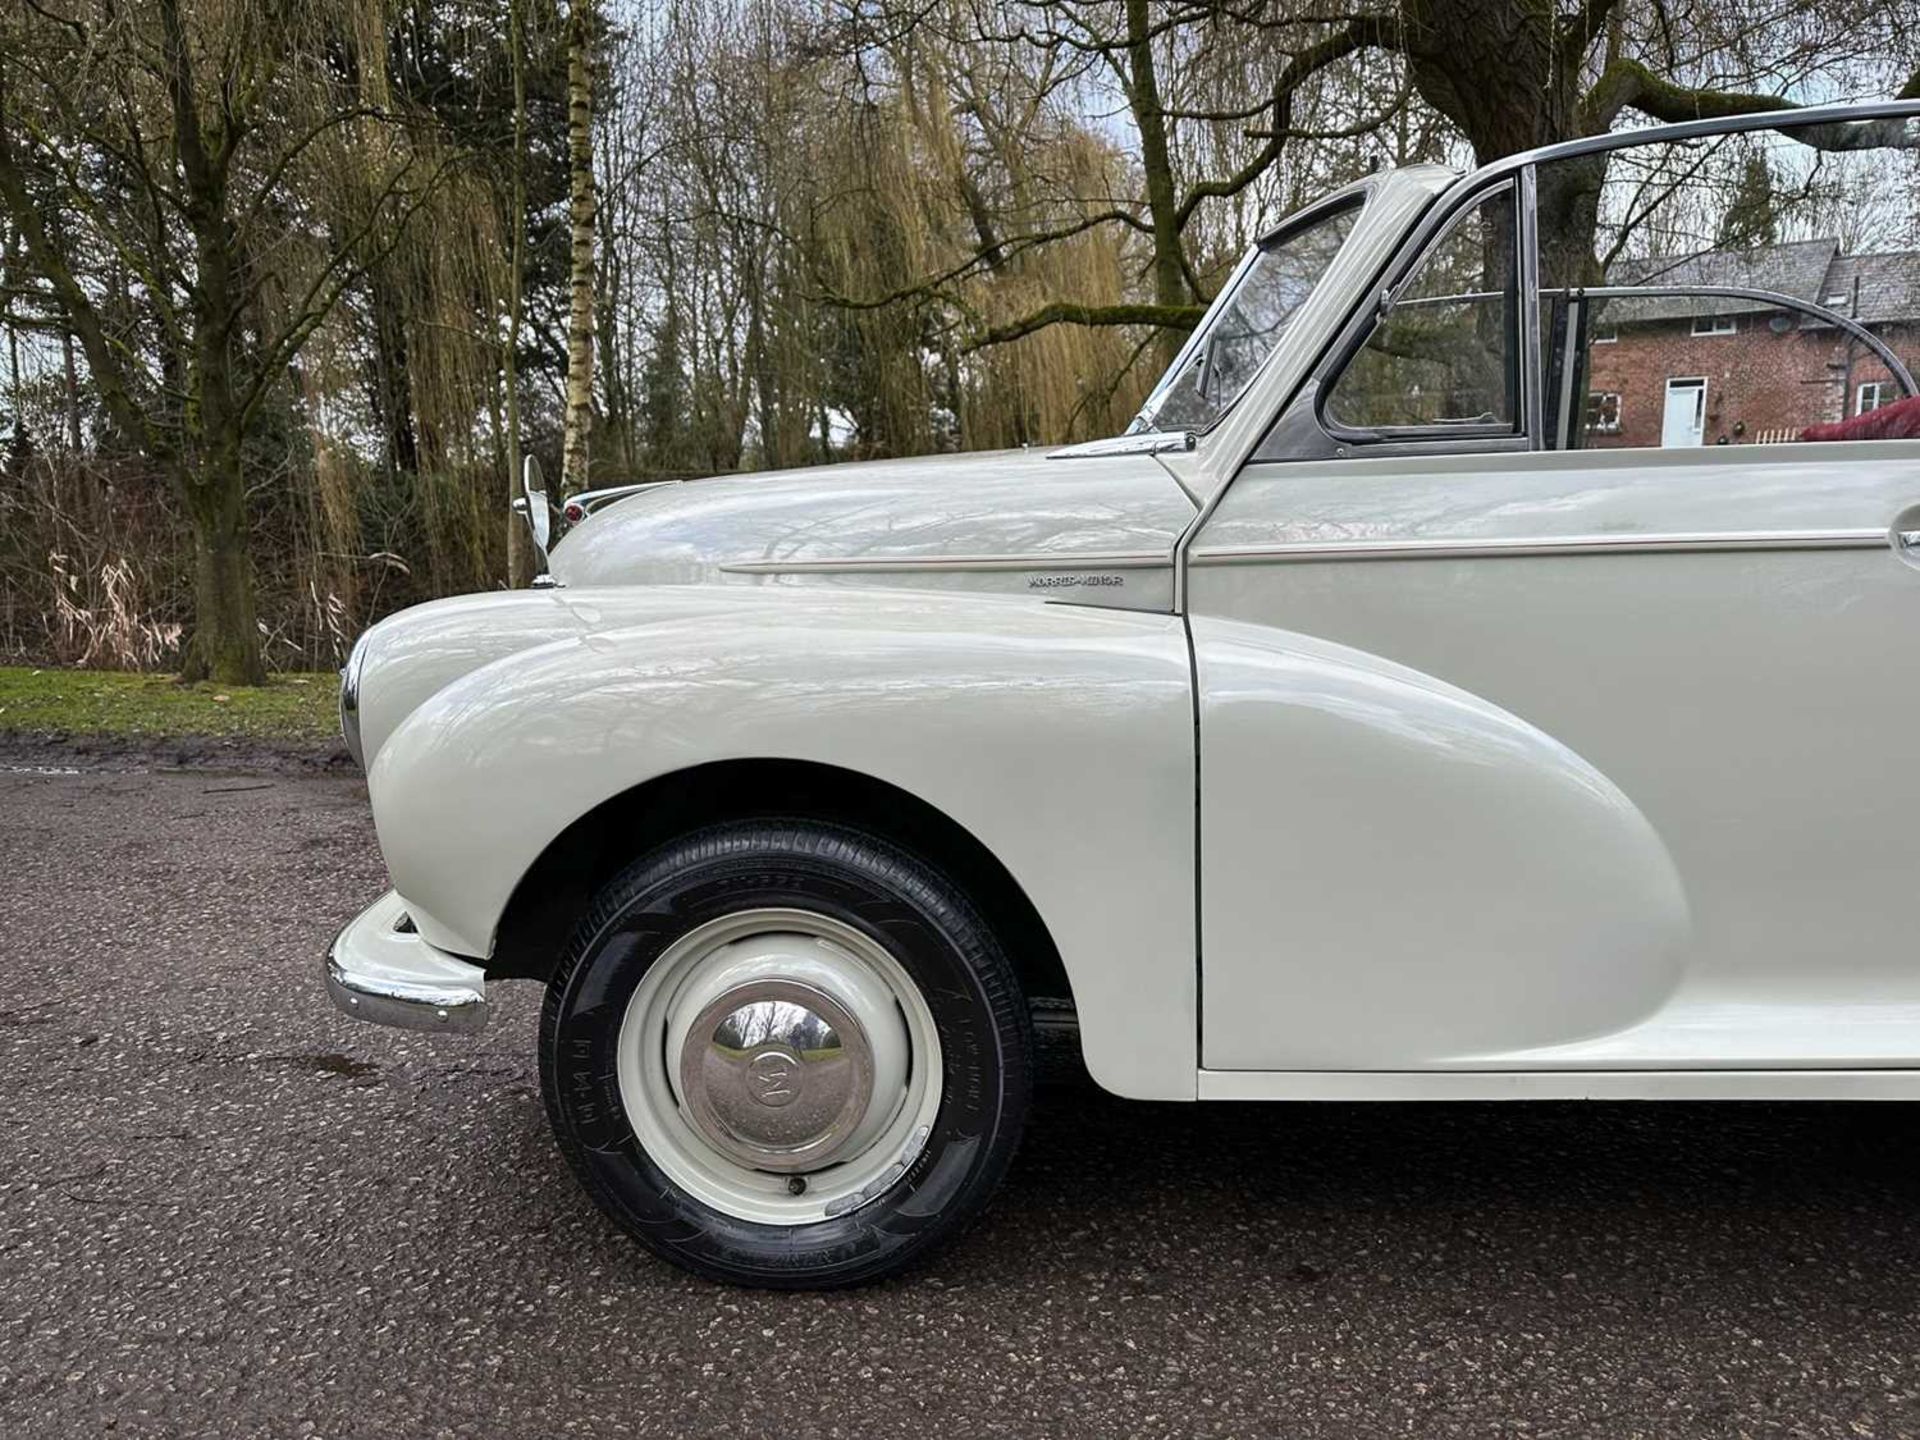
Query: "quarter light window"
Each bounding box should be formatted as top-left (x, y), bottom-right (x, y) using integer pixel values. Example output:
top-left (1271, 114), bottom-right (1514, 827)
top-left (1325, 183), bottom-right (1519, 433)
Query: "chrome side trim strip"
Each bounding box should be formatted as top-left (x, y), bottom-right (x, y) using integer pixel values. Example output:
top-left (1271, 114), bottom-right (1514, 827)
top-left (1190, 529), bottom-right (1887, 565)
top-left (718, 551), bottom-right (1170, 576)
top-left (1198, 1067), bottom-right (1920, 1102)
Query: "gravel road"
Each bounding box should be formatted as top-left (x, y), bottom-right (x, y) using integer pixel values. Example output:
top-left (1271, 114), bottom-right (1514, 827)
top-left (4, 753), bottom-right (1920, 1438)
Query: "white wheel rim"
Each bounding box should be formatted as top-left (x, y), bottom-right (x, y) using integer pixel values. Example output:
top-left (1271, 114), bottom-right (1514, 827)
top-left (615, 907), bottom-right (943, 1225)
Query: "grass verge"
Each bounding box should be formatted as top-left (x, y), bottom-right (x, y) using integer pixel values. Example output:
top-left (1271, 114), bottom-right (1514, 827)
top-left (0, 666), bottom-right (339, 742)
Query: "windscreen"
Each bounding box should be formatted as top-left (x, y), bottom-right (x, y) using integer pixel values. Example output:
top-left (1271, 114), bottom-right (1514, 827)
top-left (1135, 202), bottom-right (1361, 433)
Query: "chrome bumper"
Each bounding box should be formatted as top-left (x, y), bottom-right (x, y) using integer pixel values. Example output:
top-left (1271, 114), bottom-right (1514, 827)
top-left (325, 890), bottom-right (489, 1034)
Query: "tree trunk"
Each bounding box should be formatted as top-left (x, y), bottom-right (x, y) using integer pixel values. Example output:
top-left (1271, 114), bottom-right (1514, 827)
top-left (1397, 0), bottom-right (1605, 286)
top-left (61, 328), bottom-right (80, 450)
top-left (505, 0), bottom-right (534, 588)
top-left (1122, 0), bottom-right (1188, 371)
top-left (1, 219), bottom-right (20, 442)
top-left (176, 277), bottom-right (265, 684)
top-left (161, 0), bottom-right (264, 683)
top-left (368, 266), bottom-right (420, 478)
top-left (178, 445), bottom-right (265, 685)
top-left (560, 0), bottom-right (597, 493)
top-left (746, 261), bottom-right (784, 470)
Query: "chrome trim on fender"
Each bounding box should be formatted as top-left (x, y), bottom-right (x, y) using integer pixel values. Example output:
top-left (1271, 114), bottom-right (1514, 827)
top-left (561, 479), bottom-right (677, 520)
top-left (1189, 529), bottom-right (1888, 566)
top-left (718, 551), bottom-right (1170, 576)
top-left (326, 890), bottom-right (488, 1034)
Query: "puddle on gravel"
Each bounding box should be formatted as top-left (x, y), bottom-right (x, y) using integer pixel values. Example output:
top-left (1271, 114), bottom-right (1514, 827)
top-left (285, 1052), bottom-right (381, 1081)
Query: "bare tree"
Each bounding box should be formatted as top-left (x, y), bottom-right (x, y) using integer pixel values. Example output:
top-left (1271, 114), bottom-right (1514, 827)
top-left (0, 0), bottom-right (454, 681)
top-left (820, 0), bottom-right (1916, 360)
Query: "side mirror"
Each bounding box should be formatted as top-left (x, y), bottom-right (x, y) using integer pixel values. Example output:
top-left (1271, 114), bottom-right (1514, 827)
top-left (512, 455), bottom-right (551, 555)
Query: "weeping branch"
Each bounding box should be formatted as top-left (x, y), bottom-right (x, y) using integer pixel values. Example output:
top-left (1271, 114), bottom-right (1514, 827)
top-left (1176, 14), bottom-right (1399, 231)
top-left (965, 300), bottom-right (1206, 351)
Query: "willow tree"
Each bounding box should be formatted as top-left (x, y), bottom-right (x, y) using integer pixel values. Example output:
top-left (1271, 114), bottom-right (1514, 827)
top-left (0, 0), bottom-right (452, 682)
top-left (813, 0), bottom-right (1414, 370)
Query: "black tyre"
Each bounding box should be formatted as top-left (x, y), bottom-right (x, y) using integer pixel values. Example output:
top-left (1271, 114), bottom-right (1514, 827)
top-left (539, 818), bottom-right (1032, 1288)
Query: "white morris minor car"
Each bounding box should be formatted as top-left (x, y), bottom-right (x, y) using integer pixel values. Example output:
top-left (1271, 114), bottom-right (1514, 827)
top-left (329, 101), bottom-right (1920, 1287)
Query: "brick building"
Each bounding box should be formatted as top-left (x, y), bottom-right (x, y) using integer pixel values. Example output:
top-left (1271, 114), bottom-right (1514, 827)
top-left (1582, 239), bottom-right (1920, 449)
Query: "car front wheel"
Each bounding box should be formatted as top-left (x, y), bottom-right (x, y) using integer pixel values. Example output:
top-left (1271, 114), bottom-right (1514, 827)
top-left (539, 818), bottom-right (1032, 1288)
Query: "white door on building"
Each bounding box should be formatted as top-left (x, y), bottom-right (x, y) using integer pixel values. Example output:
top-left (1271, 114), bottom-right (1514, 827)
top-left (1662, 377), bottom-right (1706, 447)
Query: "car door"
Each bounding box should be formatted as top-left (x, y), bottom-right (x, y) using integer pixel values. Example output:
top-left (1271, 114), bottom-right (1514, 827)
top-left (1188, 155), bottom-right (1920, 1075)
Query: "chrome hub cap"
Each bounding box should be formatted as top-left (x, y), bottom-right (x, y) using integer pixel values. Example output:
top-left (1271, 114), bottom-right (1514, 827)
top-left (679, 980), bottom-right (875, 1172)
top-left (615, 909), bottom-right (942, 1225)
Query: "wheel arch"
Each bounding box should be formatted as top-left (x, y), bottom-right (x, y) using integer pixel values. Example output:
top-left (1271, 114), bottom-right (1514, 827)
top-left (489, 757), bottom-right (1074, 1015)
top-left (369, 589), bottom-right (1196, 1099)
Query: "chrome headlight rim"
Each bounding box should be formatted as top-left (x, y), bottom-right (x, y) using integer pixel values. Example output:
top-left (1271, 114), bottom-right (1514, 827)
top-left (339, 631), bottom-right (370, 768)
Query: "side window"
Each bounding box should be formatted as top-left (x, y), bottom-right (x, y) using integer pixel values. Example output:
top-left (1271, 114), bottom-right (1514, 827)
top-left (1325, 183), bottom-right (1519, 434)
top-left (1536, 124), bottom-right (1919, 451)
top-left (1560, 283), bottom-right (1920, 450)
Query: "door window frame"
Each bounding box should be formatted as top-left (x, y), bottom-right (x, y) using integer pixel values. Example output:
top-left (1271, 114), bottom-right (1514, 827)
top-left (1253, 166), bottom-right (1547, 464)
top-left (1185, 99), bottom-right (1920, 608)
top-left (1316, 176), bottom-right (1532, 447)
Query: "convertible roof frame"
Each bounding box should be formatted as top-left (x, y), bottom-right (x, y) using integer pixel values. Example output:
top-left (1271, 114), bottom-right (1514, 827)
top-left (1300, 99), bottom-right (1920, 456)
top-left (1162, 99), bottom-right (1920, 522)
top-left (1469, 97), bottom-right (1920, 185)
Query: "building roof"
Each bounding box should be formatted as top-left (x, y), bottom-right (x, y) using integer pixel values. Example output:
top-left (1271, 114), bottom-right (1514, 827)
top-left (1601, 238), bottom-right (1840, 323)
top-left (1598, 237), bottom-right (1920, 329)
top-left (1818, 250), bottom-right (1920, 325)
